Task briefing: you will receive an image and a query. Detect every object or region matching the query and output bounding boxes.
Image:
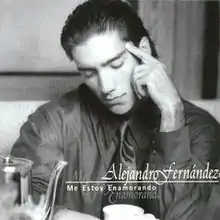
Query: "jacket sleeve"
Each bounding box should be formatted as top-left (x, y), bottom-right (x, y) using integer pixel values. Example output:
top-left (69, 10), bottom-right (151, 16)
top-left (10, 103), bottom-right (64, 203)
top-left (154, 113), bottom-right (220, 220)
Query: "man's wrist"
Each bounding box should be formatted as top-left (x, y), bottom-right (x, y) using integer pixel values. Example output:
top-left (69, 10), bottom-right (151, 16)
top-left (160, 101), bottom-right (185, 132)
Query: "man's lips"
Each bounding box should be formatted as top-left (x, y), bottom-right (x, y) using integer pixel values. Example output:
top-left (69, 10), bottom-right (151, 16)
top-left (105, 93), bottom-right (126, 104)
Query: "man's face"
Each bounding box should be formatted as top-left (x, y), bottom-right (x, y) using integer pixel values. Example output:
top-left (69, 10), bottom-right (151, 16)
top-left (71, 31), bottom-right (139, 115)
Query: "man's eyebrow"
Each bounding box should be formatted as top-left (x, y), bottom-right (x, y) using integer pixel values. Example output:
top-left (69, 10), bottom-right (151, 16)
top-left (77, 50), bottom-right (126, 71)
top-left (101, 50), bottom-right (126, 67)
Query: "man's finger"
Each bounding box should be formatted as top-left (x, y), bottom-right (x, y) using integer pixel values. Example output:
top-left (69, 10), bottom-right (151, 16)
top-left (125, 42), bottom-right (155, 64)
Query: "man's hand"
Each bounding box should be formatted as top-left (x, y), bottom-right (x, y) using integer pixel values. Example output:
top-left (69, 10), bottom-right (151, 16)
top-left (125, 43), bottom-right (185, 132)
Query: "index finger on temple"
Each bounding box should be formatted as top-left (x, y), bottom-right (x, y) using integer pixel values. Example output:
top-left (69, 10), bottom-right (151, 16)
top-left (125, 42), bottom-right (153, 62)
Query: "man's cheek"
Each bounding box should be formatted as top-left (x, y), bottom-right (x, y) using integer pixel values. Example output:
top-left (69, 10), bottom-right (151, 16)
top-left (121, 64), bottom-right (135, 82)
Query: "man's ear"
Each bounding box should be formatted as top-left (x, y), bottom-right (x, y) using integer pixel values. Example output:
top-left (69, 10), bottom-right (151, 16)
top-left (139, 36), bottom-right (151, 55)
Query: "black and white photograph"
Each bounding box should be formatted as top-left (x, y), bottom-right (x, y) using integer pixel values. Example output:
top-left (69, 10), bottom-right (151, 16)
top-left (0, 0), bottom-right (219, 219)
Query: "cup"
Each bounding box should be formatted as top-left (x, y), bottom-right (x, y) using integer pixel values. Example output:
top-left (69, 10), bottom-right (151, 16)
top-left (103, 204), bottom-right (144, 220)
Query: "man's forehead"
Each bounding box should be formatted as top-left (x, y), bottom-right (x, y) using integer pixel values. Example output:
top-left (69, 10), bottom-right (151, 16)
top-left (72, 31), bottom-right (126, 67)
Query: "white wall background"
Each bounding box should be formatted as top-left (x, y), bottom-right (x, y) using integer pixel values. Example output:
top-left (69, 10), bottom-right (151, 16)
top-left (0, 0), bottom-right (87, 72)
top-left (139, 0), bottom-right (205, 100)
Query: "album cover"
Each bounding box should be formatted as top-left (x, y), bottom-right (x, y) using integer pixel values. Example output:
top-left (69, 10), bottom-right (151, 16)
top-left (0, 0), bottom-right (219, 220)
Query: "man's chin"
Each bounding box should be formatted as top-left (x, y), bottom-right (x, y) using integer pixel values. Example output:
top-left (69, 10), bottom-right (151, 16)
top-left (109, 98), bottom-right (148, 116)
top-left (109, 104), bottom-right (134, 116)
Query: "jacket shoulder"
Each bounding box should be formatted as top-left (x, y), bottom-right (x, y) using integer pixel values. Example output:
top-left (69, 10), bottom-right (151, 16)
top-left (28, 89), bottom-right (83, 137)
top-left (184, 100), bottom-right (220, 129)
top-left (184, 100), bottom-right (220, 163)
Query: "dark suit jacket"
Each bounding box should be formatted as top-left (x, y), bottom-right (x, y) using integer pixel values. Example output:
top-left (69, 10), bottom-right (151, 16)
top-left (11, 84), bottom-right (220, 220)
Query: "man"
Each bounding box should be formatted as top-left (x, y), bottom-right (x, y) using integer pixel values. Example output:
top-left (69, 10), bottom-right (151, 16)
top-left (10, 0), bottom-right (220, 220)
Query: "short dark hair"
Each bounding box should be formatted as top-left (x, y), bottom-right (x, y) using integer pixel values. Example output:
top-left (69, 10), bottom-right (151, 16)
top-left (61, 0), bottom-right (158, 61)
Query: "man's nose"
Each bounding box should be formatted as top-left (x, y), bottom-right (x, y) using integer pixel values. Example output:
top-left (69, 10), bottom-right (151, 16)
top-left (99, 70), bottom-right (115, 96)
